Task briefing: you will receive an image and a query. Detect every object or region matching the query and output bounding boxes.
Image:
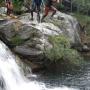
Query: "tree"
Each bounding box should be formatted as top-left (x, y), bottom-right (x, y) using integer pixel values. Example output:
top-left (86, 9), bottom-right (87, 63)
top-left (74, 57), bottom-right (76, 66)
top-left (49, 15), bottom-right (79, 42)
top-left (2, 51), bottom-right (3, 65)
top-left (71, 0), bottom-right (90, 15)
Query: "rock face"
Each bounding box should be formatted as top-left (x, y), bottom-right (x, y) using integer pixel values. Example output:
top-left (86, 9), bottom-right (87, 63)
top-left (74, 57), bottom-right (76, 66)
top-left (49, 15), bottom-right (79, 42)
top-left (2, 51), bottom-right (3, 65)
top-left (0, 12), bottom-right (81, 71)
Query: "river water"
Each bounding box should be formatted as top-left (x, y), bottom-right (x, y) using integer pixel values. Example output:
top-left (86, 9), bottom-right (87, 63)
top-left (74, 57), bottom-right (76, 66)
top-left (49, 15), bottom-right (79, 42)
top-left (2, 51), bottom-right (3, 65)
top-left (34, 64), bottom-right (90, 90)
top-left (0, 40), bottom-right (89, 90)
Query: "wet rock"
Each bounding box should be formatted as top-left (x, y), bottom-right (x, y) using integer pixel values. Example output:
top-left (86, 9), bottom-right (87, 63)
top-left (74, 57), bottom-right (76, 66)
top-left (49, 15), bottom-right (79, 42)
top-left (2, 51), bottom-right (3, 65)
top-left (14, 45), bottom-right (44, 62)
top-left (82, 44), bottom-right (90, 52)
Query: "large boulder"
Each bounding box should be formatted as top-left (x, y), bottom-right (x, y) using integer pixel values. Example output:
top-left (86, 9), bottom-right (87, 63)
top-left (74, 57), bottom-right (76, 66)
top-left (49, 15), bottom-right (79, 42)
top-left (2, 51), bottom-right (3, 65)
top-left (18, 12), bottom-right (81, 44)
top-left (0, 12), bottom-right (82, 71)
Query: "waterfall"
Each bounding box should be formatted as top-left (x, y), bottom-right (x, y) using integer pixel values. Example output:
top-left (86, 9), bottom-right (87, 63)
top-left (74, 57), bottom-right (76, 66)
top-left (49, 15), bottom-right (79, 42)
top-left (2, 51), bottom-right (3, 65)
top-left (0, 40), bottom-right (78, 90)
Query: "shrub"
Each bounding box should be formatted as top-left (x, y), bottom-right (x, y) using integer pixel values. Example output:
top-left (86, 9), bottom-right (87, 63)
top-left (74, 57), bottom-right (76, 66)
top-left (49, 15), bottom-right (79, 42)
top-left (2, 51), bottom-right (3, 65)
top-left (13, 0), bottom-right (24, 12)
top-left (44, 35), bottom-right (83, 66)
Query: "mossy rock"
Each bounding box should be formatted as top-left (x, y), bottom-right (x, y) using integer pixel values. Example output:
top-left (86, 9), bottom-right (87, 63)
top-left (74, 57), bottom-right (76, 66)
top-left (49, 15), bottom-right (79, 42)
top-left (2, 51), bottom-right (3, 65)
top-left (48, 35), bottom-right (70, 48)
top-left (51, 19), bottom-right (67, 30)
top-left (10, 35), bottom-right (25, 46)
top-left (44, 35), bottom-right (84, 67)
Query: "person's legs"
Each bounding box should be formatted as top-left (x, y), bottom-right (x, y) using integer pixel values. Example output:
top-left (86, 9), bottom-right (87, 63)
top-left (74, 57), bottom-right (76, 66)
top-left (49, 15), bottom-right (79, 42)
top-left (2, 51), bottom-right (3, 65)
top-left (50, 6), bottom-right (56, 17)
top-left (7, 9), bottom-right (10, 15)
top-left (6, 3), bottom-right (10, 15)
top-left (31, 3), bottom-right (36, 20)
top-left (9, 9), bottom-right (13, 15)
top-left (31, 10), bottom-right (34, 20)
top-left (41, 6), bottom-right (50, 22)
top-left (7, 2), bottom-right (13, 16)
top-left (37, 5), bottom-right (41, 22)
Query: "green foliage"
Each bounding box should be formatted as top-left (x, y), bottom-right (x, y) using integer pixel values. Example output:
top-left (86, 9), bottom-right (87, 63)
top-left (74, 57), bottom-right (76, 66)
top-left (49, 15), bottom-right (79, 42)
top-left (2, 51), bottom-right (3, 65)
top-left (63, 48), bottom-right (83, 65)
top-left (13, 0), bottom-right (24, 12)
top-left (48, 35), bottom-right (70, 48)
top-left (11, 35), bottom-right (24, 45)
top-left (44, 35), bottom-right (83, 66)
top-left (0, 0), bottom-right (24, 12)
top-left (73, 13), bottom-right (90, 36)
top-left (0, 0), bottom-right (5, 7)
top-left (71, 0), bottom-right (90, 15)
top-left (55, 3), bottom-right (65, 10)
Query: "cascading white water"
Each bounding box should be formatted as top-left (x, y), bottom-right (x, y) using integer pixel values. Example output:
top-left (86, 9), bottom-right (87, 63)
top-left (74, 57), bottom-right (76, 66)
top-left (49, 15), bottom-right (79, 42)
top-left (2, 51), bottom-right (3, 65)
top-left (0, 40), bottom-right (78, 90)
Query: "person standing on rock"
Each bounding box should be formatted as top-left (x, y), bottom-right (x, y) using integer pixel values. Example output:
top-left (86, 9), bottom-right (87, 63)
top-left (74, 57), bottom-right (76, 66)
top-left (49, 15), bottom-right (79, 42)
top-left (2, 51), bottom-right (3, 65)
top-left (30, 0), bottom-right (44, 22)
top-left (5, 0), bottom-right (13, 16)
top-left (41, 0), bottom-right (61, 22)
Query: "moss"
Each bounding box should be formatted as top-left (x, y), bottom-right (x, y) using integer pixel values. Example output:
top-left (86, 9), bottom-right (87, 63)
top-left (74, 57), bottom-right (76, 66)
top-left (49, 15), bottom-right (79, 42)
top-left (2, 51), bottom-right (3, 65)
top-left (44, 35), bottom-right (83, 66)
top-left (51, 19), bottom-right (67, 30)
top-left (49, 35), bottom-right (70, 48)
top-left (13, 0), bottom-right (24, 14)
top-left (11, 35), bottom-right (25, 46)
top-left (29, 28), bottom-right (42, 38)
